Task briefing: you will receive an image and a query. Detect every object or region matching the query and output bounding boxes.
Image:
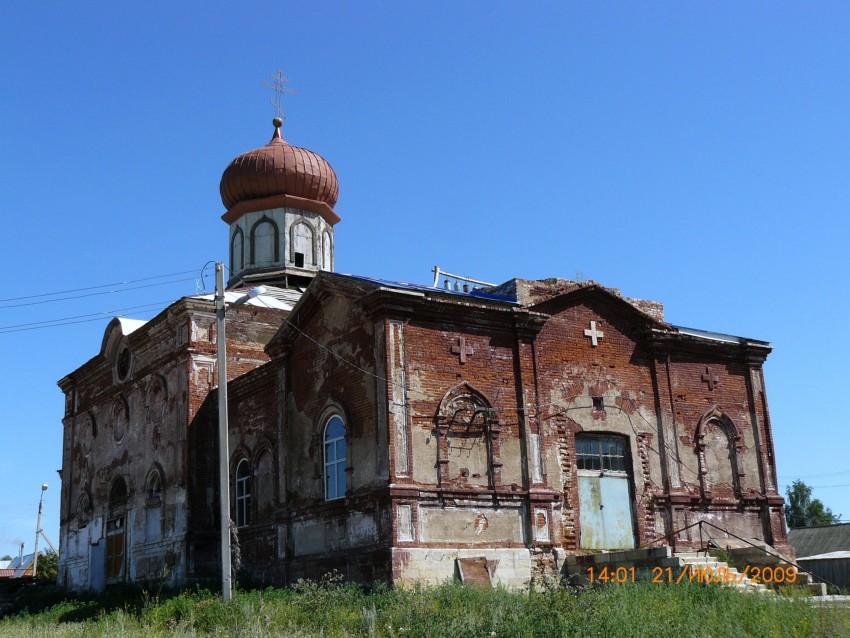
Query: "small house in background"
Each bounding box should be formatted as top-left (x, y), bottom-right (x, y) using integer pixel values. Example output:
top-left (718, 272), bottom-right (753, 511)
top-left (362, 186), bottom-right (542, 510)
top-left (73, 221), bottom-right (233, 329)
top-left (0, 552), bottom-right (36, 579)
top-left (789, 523), bottom-right (850, 588)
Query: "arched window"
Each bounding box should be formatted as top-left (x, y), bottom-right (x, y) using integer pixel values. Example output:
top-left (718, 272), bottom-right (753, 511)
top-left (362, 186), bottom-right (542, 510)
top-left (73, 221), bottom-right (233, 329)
top-left (109, 477), bottom-right (128, 512)
top-left (290, 221), bottom-right (315, 268)
top-left (76, 491), bottom-right (92, 525)
top-left (235, 459), bottom-right (251, 527)
top-left (703, 422), bottom-right (737, 486)
top-left (230, 227), bottom-right (244, 272)
top-left (436, 382), bottom-right (500, 488)
top-left (147, 471), bottom-right (162, 500)
top-left (324, 415), bottom-right (347, 500)
top-left (250, 216), bottom-right (279, 265)
top-left (322, 231), bottom-right (332, 271)
top-left (255, 449), bottom-right (274, 518)
top-left (695, 407), bottom-right (743, 499)
top-left (145, 468), bottom-right (163, 542)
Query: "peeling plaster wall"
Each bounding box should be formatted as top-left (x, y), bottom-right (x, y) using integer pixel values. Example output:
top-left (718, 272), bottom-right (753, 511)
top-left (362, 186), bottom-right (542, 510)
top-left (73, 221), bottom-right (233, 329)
top-left (379, 300), bottom-right (558, 587)
top-left (531, 293), bottom-right (786, 553)
top-left (285, 292), bottom-right (380, 501)
top-left (220, 288), bottom-right (391, 585)
top-left (59, 323), bottom-right (189, 590)
top-left (58, 275), bottom-right (787, 591)
top-left (392, 548), bottom-right (534, 588)
top-left (183, 303), bottom-right (287, 582)
top-left (58, 299), bottom-right (287, 590)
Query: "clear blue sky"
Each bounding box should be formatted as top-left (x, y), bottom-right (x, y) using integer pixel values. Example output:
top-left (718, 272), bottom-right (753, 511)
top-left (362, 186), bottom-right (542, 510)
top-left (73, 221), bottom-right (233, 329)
top-left (1, 2), bottom-right (848, 557)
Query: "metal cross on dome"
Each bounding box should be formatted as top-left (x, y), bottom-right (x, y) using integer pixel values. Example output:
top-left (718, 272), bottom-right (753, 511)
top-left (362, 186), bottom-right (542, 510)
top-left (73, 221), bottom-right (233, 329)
top-left (262, 69), bottom-right (297, 123)
top-left (583, 320), bottom-right (604, 347)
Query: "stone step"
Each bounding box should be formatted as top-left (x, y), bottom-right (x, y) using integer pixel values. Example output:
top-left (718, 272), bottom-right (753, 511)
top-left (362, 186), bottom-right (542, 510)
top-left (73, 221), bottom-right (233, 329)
top-left (670, 553), bottom-right (771, 594)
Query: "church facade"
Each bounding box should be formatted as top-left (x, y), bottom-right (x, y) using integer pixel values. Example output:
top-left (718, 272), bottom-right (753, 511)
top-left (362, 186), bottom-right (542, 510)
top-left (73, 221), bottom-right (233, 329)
top-left (57, 118), bottom-right (789, 590)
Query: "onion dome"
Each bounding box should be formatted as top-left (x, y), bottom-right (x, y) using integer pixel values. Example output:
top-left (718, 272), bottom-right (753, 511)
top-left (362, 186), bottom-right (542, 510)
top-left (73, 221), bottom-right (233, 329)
top-left (220, 117), bottom-right (339, 211)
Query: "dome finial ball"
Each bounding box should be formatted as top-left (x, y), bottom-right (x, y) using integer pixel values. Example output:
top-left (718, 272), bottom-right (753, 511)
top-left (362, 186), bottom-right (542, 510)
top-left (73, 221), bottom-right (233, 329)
top-left (273, 117), bottom-right (283, 128)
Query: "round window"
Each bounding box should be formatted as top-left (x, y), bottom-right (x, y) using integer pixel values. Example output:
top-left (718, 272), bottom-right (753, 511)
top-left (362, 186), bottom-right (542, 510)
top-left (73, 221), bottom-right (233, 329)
top-left (116, 347), bottom-right (132, 381)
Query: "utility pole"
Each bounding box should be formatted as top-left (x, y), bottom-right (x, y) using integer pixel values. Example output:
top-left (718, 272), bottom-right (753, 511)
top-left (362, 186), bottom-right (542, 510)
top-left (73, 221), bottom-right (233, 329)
top-left (32, 483), bottom-right (47, 578)
top-left (213, 265), bottom-right (264, 601)
top-left (215, 263), bottom-right (233, 601)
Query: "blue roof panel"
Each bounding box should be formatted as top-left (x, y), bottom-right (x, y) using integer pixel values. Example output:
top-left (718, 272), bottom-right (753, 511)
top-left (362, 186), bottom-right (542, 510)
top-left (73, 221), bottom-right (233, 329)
top-left (336, 273), bottom-right (518, 304)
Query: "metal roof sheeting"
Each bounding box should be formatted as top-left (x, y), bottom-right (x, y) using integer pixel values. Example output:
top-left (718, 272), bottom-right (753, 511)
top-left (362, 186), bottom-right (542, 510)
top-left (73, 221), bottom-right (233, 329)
top-left (789, 523), bottom-right (850, 559)
top-left (338, 273), bottom-right (519, 304)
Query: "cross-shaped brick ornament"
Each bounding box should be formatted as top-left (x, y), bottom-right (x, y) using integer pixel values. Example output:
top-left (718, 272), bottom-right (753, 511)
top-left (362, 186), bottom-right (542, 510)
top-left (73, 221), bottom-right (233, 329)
top-left (583, 321), bottom-right (604, 347)
top-left (451, 336), bottom-right (474, 364)
top-left (701, 366), bottom-right (719, 391)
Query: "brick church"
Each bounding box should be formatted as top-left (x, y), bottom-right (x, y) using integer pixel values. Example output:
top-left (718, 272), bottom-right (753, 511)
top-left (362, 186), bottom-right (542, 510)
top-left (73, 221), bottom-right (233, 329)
top-left (57, 116), bottom-right (789, 590)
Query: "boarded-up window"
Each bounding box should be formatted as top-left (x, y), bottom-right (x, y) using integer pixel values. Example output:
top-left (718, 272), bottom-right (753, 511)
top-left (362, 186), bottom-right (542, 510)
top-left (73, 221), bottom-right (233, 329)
top-left (231, 227), bottom-right (244, 271)
top-left (251, 218), bottom-right (279, 265)
top-left (446, 395), bottom-right (490, 488)
top-left (105, 517), bottom-right (125, 580)
top-left (703, 422), bottom-right (736, 488)
top-left (322, 231), bottom-right (332, 270)
top-left (255, 450), bottom-right (274, 518)
top-left (291, 222), bottom-right (314, 267)
top-left (145, 469), bottom-right (163, 542)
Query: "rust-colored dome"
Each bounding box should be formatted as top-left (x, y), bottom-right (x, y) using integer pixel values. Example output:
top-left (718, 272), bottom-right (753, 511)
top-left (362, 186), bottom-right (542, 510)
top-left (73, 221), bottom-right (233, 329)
top-left (220, 119), bottom-right (339, 210)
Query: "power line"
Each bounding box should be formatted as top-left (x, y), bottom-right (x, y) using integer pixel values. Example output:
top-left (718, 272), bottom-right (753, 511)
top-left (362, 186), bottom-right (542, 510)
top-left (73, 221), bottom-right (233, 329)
top-left (0, 300), bottom-right (174, 333)
top-left (0, 269), bottom-right (198, 303)
top-left (806, 483), bottom-right (850, 489)
top-left (779, 470), bottom-right (850, 480)
top-left (0, 263), bottom-right (218, 334)
top-left (0, 309), bottom-right (166, 334)
top-left (0, 276), bottom-right (197, 309)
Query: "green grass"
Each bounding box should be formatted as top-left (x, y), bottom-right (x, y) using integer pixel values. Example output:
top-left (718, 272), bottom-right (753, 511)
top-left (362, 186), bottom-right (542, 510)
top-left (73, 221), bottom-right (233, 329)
top-left (2, 577), bottom-right (849, 637)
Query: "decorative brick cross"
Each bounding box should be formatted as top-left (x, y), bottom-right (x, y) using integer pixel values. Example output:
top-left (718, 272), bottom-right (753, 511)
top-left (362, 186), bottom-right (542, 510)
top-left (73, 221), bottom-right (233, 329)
top-left (451, 336), bottom-right (474, 364)
top-left (701, 366), bottom-right (719, 391)
top-left (583, 321), bottom-right (604, 347)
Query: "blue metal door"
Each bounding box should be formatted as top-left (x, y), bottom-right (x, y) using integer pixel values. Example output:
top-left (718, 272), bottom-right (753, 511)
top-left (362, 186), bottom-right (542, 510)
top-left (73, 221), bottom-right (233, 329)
top-left (578, 474), bottom-right (635, 550)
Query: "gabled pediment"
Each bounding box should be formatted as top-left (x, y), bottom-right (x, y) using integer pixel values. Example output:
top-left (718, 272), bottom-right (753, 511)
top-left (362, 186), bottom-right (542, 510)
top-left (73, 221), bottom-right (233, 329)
top-left (530, 283), bottom-right (669, 331)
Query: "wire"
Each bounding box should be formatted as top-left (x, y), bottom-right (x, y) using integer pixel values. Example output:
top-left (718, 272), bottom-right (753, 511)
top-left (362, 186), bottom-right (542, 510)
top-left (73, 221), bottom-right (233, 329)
top-left (0, 269), bottom-right (198, 303)
top-left (196, 260), bottom-right (217, 293)
top-left (0, 300), bottom-right (175, 333)
top-left (779, 470), bottom-right (850, 480)
top-left (0, 308), bottom-right (166, 334)
top-left (806, 483), bottom-right (850, 489)
top-left (0, 277), bottom-right (197, 309)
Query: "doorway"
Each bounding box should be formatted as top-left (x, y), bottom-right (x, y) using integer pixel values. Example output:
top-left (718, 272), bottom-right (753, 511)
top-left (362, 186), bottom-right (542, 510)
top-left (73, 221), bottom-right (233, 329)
top-left (106, 477), bottom-right (128, 582)
top-left (105, 517), bottom-right (125, 580)
top-left (576, 435), bottom-right (636, 550)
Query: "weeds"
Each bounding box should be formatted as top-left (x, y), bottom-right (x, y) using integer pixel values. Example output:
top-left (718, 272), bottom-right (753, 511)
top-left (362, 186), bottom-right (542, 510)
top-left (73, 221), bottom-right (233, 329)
top-left (1, 577), bottom-right (849, 637)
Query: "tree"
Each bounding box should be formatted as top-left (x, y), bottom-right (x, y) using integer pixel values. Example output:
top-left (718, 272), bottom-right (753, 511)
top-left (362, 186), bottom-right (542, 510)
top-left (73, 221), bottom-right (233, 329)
top-left (36, 550), bottom-right (58, 583)
top-left (0, 554), bottom-right (12, 561)
top-left (785, 480), bottom-right (841, 528)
